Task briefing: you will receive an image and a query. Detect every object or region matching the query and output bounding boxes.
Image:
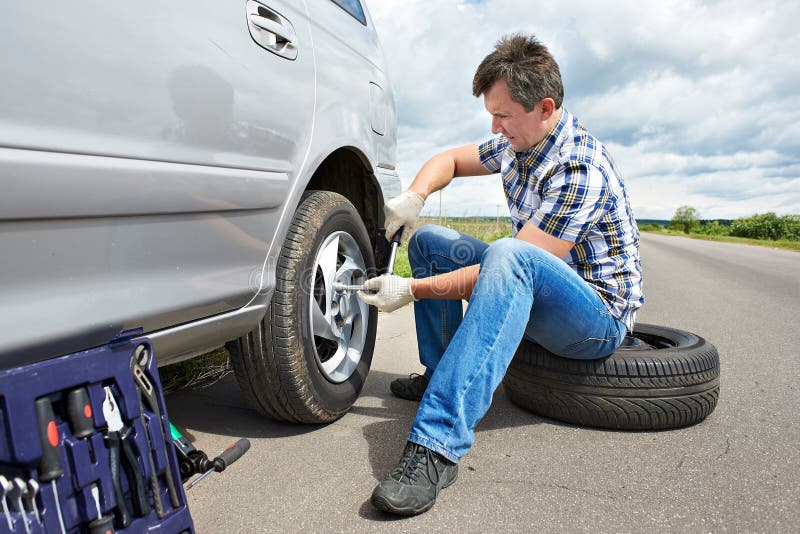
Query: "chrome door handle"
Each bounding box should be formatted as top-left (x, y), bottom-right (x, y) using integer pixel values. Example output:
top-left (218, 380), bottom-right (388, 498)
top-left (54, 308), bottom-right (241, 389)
top-left (245, 1), bottom-right (298, 60)
top-left (249, 14), bottom-right (296, 45)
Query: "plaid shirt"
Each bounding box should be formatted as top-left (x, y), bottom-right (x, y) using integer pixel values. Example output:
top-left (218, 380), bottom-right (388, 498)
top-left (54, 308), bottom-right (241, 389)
top-left (478, 109), bottom-right (643, 330)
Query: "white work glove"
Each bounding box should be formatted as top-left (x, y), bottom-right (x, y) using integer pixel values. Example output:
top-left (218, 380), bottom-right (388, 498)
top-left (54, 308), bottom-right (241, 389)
top-left (384, 190), bottom-right (424, 244)
top-left (357, 274), bottom-right (417, 313)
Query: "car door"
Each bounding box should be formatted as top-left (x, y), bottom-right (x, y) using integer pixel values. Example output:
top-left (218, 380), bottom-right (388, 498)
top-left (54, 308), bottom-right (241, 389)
top-left (0, 1), bottom-right (315, 364)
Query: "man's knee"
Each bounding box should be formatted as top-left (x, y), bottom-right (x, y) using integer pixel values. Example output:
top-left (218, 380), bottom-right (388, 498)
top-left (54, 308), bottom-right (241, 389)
top-left (479, 237), bottom-right (554, 280)
top-left (408, 224), bottom-right (462, 268)
top-left (480, 237), bottom-right (531, 265)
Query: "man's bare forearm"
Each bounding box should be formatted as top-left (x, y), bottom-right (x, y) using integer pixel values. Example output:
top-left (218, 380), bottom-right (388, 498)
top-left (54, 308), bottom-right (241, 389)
top-left (407, 144), bottom-right (489, 200)
top-left (410, 264), bottom-right (480, 301)
top-left (407, 152), bottom-right (457, 200)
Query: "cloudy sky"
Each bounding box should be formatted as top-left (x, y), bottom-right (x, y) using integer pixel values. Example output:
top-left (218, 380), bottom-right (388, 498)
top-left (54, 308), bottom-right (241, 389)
top-left (366, 0), bottom-right (800, 220)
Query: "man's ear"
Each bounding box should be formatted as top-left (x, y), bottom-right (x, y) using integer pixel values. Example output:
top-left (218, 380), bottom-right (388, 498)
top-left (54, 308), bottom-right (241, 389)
top-left (540, 97), bottom-right (556, 120)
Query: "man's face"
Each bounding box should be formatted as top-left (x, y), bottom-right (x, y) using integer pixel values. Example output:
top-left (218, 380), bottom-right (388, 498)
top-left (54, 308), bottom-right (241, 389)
top-left (484, 80), bottom-right (549, 152)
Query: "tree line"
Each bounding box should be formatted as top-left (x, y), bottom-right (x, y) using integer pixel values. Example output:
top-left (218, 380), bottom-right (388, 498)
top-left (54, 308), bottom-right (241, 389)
top-left (639, 206), bottom-right (800, 242)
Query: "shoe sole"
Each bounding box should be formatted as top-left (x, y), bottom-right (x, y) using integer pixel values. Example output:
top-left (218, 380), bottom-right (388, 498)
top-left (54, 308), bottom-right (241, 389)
top-left (371, 469), bottom-right (459, 516)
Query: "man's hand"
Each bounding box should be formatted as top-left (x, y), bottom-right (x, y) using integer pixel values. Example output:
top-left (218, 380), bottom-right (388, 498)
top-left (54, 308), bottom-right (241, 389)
top-left (357, 274), bottom-right (416, 313)
top-left (384, 190), bottom-right (424, 244)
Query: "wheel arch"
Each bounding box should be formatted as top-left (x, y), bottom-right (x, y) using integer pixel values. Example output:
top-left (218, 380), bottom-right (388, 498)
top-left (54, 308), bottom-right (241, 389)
top-left (304, 146), bottom-right (391, 271)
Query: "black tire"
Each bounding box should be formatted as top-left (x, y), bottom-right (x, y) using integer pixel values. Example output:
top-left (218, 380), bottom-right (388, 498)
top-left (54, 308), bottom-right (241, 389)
top-left (502, 324), bottom-right (720, 430)
top-left (227, 191), bottom-right (377, 423)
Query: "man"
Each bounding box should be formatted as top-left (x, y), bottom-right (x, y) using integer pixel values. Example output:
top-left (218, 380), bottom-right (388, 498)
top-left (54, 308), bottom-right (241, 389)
top-left (358, 33), bottom-right (643, 516)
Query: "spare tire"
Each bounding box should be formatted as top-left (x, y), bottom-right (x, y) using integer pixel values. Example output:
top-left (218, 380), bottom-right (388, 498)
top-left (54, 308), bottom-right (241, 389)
top-left (502, 324), bottom-right (720, 430)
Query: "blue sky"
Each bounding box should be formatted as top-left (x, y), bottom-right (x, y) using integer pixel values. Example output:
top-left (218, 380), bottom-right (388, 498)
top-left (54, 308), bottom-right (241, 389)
top-left (367, 0), bottom-right (800, 220)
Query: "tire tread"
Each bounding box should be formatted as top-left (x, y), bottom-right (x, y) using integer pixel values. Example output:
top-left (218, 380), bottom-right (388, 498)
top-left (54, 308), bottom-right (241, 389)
top-left (502, 324), bottom-right (720, 430)
top-left (227, 191), bottom-right (373, 423)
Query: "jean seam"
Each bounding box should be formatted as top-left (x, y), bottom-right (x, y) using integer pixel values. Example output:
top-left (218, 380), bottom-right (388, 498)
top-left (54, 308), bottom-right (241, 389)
top-left (407, 434), bottom-right (459, 463)
top-left (441, 302), bottom-right (447, 355)
top-left (438, 262), bottom-right (527, 451)
top-left (565, 336), bottom-right (615, 349)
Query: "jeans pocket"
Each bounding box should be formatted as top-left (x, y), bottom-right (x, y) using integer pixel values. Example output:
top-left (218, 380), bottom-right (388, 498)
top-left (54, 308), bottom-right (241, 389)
top-left (558, 336), bottom-right (619, 360)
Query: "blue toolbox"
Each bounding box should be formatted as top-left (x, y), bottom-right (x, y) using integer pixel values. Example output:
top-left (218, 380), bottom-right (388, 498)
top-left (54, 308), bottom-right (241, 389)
top-left (0, 339), bottom-right (194, 533)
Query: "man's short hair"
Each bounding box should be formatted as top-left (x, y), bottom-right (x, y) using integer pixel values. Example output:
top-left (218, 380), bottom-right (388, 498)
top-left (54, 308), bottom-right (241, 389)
top-left (472, 33), bottom-right (564, 111)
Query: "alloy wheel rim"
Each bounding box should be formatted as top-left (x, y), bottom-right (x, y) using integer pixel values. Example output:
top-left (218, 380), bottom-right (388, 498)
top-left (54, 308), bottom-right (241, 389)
top-left (308, 231), bottom-right (370, 383)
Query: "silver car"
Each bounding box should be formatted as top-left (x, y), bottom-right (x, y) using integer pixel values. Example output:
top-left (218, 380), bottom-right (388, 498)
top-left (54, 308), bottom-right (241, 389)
top-left (0, 0), bottom-right (399, 423)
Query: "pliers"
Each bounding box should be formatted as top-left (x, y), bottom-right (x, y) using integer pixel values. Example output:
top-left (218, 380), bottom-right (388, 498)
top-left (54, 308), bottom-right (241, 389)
top-left (102, 386), bottom-right (150, 528)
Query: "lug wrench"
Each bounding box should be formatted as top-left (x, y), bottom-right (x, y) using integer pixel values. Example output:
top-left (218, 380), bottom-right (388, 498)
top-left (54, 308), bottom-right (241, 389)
top-left (334, 226), bottom-right (404, 293)
top-left (0, 476), bottom-right (14, 530)
top-left (131, 346), bottom-right (181, 513)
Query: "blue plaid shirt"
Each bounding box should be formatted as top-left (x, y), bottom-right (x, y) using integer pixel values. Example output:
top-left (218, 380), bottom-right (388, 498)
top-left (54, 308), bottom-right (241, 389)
top-left (478, 109), bottom-right (643, 330)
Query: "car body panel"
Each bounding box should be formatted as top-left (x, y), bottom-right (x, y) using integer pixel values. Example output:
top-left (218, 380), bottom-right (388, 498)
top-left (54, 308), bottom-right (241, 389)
top-left (0, 0), bottom-right (398, 369)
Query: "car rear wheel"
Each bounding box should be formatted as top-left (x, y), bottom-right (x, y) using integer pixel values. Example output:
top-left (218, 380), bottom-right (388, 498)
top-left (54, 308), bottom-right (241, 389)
top-left (227, 191), bottom-right (377, 423)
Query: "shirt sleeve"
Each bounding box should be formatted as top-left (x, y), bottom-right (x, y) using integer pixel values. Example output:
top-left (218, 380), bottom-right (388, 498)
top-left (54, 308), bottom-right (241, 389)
top-left (531, 161), bottom-right (610, 243)
top-left (477, 136), bottom-right (507, 173)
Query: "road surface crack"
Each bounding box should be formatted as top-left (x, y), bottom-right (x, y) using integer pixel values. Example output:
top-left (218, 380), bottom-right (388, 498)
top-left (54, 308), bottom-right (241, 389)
top-left (715, 437), bottom-right (731, 460)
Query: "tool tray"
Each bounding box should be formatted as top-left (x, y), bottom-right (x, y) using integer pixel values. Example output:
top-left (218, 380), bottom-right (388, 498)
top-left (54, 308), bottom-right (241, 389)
top-left (0, 339), bottom-right (194, 533)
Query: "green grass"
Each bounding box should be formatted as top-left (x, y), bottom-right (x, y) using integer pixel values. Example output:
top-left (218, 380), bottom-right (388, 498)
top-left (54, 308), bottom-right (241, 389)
top-left (392, 217), bottom-right (513, 277)
top-left (641, 228), bottom-right (800, 252)
top-left (159, 346), bottom-right (232, 394)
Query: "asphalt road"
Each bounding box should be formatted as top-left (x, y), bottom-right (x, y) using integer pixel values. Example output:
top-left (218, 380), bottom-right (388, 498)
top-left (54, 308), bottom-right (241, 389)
top-left (168, 232), bottom-right (800, 532)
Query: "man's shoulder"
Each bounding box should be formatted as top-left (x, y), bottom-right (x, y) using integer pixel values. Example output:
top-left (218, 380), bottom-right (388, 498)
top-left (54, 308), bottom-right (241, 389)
top-left (553, 112), bottom-right (611, 171)
top-left (478, 135), bottom-right (511, 172)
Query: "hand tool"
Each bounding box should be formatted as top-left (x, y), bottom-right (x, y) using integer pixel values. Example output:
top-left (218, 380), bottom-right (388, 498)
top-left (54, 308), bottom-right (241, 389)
top-left (9, 478), bottom-right (31, 534)
top-left (130, 345), bottom-right (180, 512)
top-left (185, 438), bottom-right (251, 490)
top-left (334, 226), bottom-right (405, 293)
top-left (67, 386), bottom-right (101, 472)
top-left (66, 387), bottom-right (95, 439)
top-left (384, 225), bottom-right (404, 276)
top-left (66, 386), bottom-right (99, 460)
top-left (24, 480), bottom-right (41, 525)
top-left (87, 484), bottom-right (115, 534)
top-left (103, 386), bottom-right (150, 527)
top-left (0, 476), bottom-right (13, 530)
top-left (127, 385), bottom-right (164, 520)
top-left (169, 423), bottom-right (201, 481)
top-left (34, 396), bottom-right (67, 534)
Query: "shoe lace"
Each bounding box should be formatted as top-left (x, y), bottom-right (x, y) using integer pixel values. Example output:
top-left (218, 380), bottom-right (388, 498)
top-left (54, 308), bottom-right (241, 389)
top-left (392, 444), bottom-right (441, 486)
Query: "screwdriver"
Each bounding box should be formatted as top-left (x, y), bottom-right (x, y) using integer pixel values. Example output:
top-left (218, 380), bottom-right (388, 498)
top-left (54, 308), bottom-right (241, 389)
top-left (65, 387), bottom-right (116, 532)
top-left (66, 387), bottom-right (96, 463)
top-left (87, 485), bottom-right (115, 534)
top-left (34, 396), bottom-right (67, 534)
top-left (334, 225), bottom-right (404, 293)
top-left (66, 387), bottom-right (94, 439)
top-left (186, 438), bottom-right (251, 490)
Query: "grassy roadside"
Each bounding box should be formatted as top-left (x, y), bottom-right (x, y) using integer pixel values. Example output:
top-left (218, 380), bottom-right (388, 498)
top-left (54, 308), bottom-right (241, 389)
top-left (159, 346), bottom-right (232, 394)
top-left (392, 218), bottom-right (513, 277)
top-left (641, 228), bottom-right (800, 252)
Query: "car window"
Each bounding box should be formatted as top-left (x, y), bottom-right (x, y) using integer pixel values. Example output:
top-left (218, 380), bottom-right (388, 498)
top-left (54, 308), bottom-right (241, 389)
top-left (331, 0), bottom-right (367, 25)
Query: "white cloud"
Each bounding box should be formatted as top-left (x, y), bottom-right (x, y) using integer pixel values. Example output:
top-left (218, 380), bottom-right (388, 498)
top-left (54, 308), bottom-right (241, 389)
top-left (366, 0), bottom-right (800, 219)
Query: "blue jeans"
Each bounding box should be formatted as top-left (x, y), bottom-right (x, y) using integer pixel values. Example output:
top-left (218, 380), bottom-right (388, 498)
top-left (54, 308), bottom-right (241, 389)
top-left (406, 225), bottom-right (627, 462)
